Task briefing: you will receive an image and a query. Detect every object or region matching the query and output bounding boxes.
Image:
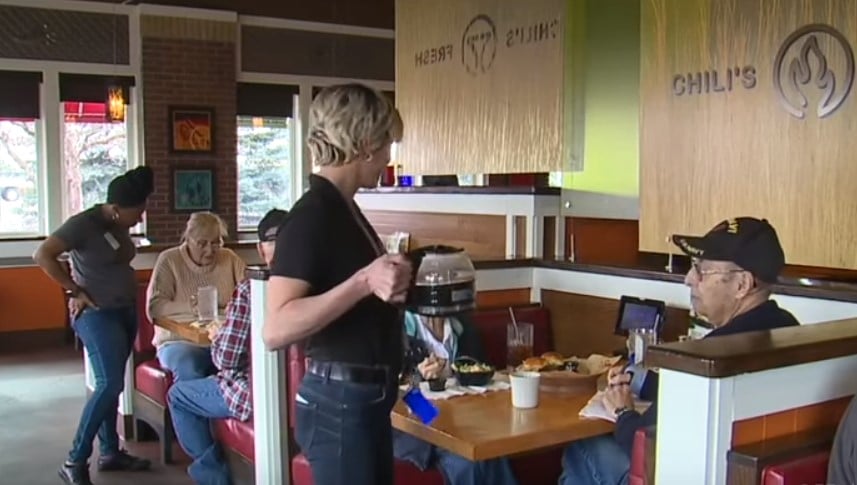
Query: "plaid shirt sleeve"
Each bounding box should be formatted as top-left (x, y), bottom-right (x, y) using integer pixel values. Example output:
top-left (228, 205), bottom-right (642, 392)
top-left (212, 279), bottom-right (252, 372)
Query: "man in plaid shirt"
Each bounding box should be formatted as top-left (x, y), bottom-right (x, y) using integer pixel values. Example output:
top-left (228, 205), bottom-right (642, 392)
top-left (167, 209), bottom-right (288, 485)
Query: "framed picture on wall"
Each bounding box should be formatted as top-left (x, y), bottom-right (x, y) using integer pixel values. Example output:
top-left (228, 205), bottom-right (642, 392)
top-left (168, 106), bottom-right (214, 153)
top-left (171, 166), bottom-right (215, 212)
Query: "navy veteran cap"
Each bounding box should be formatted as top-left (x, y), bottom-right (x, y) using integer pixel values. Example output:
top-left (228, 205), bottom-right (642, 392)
top-left (671, 217), bottom-right (785, 284)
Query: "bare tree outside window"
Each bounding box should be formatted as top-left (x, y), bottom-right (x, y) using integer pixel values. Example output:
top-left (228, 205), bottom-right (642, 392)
top-left (0, 120), bottom-right (40, 235)
top-left (62, 102), bottom-right (139, 231)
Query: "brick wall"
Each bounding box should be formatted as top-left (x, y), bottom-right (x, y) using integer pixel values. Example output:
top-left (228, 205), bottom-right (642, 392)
top-left (141, 16), bottom-right (237, 243)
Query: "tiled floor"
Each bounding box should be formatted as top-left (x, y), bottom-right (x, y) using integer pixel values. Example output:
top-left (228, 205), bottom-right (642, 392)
top-left (0, 346), bottom-right (192, 484)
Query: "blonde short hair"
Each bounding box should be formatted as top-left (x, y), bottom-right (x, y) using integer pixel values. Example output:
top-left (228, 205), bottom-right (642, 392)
top-left (307, 83), bottom-right (403, 167)
top-left (182, 212), bottom-right (227, 242)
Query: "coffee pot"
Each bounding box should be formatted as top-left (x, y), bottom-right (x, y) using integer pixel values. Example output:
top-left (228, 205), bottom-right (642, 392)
top-left (405, 245), bottom-right (476, 316)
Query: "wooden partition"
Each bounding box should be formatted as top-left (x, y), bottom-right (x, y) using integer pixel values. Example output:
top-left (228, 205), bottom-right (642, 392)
top-left (364, 210), bottom-right (508, 260)
top-left (639, 0), bottom-right (857, 269)
top-left (649, 319), bottom-right (857, 484)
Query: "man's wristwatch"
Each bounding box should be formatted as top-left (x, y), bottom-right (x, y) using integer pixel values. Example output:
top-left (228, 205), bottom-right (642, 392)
top-left (65, 286), bottom-right (82, 298)
top-left (614, 406), bottom-right (634, 419)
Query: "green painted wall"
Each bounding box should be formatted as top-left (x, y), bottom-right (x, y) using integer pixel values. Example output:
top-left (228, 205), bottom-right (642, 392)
top-left (562, 0), bottom-right (641, 201)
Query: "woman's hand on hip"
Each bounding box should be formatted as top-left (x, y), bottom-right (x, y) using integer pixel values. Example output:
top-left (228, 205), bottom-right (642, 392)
top-left (362, 254), bottom-right (413, 302)
top-left (69, 290), bottom-right (98, 320)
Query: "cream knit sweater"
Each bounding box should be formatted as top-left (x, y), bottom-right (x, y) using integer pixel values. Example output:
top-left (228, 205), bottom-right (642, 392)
top-left (147, 244), bottom-right (246, 348)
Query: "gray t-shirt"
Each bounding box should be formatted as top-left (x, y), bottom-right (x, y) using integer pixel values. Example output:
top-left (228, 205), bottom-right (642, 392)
top-left (53, 205), bottom-right (137, 309)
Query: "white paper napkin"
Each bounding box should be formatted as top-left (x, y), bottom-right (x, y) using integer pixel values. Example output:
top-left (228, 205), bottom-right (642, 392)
top-left (579, 390), bottom-right (651, 423)
top-left (400, 377), bottom-right (512, 400)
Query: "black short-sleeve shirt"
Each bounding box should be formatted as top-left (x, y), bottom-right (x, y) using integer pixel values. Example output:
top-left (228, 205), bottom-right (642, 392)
top-left (270, 174), bottom-right (403, 375)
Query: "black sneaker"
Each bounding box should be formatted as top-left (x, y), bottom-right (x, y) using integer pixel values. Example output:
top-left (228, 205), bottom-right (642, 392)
top-left (96, 449), bottom-right (151, 472)
top-left (58, 462), bottom-right (93, 485)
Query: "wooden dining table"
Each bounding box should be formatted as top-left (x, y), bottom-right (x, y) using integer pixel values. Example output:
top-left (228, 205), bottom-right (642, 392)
top-left (391, 389), bottom-right (614, 461)
top-left (153, 317), bottom-right (212, 345)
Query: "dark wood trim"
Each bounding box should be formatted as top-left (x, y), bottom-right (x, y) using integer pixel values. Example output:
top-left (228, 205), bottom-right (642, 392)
top-left (222, 447), bottom-right (255, 485)
top-left (246, 265), bottom-right (270, 281)
top-left (0, 328), bottom-right (70, 352)
top-left (132, 390), bottom-right (175, 465)
top-left (137, 240), bottom-right (259, 253)
top-left (648, 318), bottom-right (857, 378)
top-left (469, 258), bottom-right (857, 304)
top-left (726, 428), bottom-right (835, 485)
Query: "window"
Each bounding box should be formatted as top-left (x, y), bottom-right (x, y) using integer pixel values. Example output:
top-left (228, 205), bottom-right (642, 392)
top-left (237, 115), bottom-right (293, 230)
top-left (62, 101), bottom-right (135, 225)
top-left (0, 119), bottom-right (41, 235)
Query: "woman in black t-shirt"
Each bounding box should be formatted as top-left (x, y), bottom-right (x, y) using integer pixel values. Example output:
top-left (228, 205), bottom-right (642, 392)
top-left (263, 84), bottom-right (412, 485)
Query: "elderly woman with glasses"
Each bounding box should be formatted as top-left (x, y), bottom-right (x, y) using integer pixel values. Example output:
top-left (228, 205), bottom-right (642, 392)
top-left (146, 211), bottom-right (246, 381)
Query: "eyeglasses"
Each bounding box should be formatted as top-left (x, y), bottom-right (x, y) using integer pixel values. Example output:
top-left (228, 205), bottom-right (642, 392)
top-left (690, 259), bottom-right (745, 280)
top-left (193, 238), bottom-right (223, 249)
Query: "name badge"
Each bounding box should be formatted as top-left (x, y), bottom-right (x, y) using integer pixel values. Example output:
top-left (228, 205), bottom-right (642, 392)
top-left (104, 232), bottom-right (120, 250)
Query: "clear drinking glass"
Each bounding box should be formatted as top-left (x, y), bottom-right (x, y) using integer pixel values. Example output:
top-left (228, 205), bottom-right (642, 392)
top-left (629, 328), bottom-right (657, 366)
top-left (196, 286), bottom-right (218, 323)
top-left (506, 322), bottom-right (534, 368)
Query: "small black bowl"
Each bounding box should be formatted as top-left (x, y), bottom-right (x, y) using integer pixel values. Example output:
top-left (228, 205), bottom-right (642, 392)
top-left (428, 378), bottom-right (447, 392)
top-left (452, 356), bottom-right (495, 387)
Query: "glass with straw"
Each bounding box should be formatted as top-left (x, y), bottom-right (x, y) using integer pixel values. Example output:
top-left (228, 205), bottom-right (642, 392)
top-left (506, 307), bottom-right (534, 369)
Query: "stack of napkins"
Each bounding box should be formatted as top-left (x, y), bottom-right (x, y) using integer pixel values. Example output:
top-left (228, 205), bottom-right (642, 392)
top-left (400, 378), bottom-right (511, 400)
top-left (579, 390), bottom-right (651, 423)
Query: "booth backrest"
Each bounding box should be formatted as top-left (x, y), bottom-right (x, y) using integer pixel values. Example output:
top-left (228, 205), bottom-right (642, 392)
top-left (134, 283), bottom-right (155, 355)
top-left (471, 306), bottom-right (553, 368)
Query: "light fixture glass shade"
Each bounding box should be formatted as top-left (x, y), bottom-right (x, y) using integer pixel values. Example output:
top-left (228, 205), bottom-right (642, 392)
top-left (107, 85), bottom-right (125, 122)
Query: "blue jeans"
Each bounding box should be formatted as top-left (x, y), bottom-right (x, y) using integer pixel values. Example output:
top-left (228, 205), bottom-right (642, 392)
top-left (69, 306), bottom-right (136, 463)
top-left (559, 435), bottom-right (630, 485)
top-left (295, 372), bottom-right (399, 485)
top-left (436, 448), bottom-right (518, 485)
top-left (168, 377), bottom-right (233, 485)
top-left (157, 342), bottom-right (214, 381)
top-left (393, 429), bottom-right (518, 485)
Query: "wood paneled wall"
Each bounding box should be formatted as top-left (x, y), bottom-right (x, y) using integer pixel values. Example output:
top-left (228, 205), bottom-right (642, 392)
top-left (639, 0), bottom-right (857, 269)
top-left (363, 210), bottom-right (507, 260)
top-left (569, 216), bottom-right (857, 281)
top-left (542, 289), bottom-right (690, 357)
top-left (395, 0), bottom-right (578, 174)
top-left (568, 217), bottom-right (639, 265)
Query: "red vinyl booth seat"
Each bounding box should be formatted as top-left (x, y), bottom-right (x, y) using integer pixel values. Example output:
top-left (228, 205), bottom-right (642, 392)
top-left (762, 451), bottom-right (830, 485)
top-left (629, 427), bottom-right (649, 485)
top-left (131, 282), bottom-right (176, 464)
top-left (134, 360), bottom-right (172, 406)
top-left (214, 417), bottom-right (256, 463)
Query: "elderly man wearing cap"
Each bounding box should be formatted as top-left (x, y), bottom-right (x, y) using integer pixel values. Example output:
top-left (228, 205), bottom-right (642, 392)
top-left (559, 217), bottom-right (800, 485)
top-left (166, 209), bottom-right (288, 485)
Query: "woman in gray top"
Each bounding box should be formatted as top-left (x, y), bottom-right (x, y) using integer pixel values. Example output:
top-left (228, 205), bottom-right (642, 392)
top-left (34, 166), bottom-right (154, 485)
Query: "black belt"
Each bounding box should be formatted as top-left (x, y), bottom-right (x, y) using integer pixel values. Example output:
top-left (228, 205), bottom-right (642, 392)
top-left (306, 361), bottom-right (390, 385)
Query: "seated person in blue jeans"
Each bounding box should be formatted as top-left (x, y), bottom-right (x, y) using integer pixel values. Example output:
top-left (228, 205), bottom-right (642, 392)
top-left (394, 311), bottom-right (519, 485)
top-left (167, 209), bottom-right (287, 485)
top-left (560, 217), bottom-right (800, 485)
